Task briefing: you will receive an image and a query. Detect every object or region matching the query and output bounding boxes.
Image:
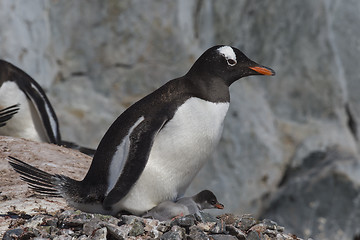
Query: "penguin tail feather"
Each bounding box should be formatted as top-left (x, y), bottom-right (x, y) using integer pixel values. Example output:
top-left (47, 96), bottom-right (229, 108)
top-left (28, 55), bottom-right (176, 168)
top-left (0, 104), bottom-right (20, 127)
top-left (8, 156), bottom-right (73, 197)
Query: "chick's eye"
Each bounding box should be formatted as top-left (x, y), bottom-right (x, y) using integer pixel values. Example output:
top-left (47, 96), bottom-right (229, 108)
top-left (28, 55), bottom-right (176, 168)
top-left (227, 59), bottom-right (237, 66)
top-left (211, 200), bottom-right (216, 205)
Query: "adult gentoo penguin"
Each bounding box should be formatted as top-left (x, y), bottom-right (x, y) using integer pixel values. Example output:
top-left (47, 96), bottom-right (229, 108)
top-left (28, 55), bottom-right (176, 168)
top-left (0, 60), bottom-right (95, 156)
top-left (9, 45), bottom-right (275, 215)
top-left (143, 190), bottom-right (224, 221)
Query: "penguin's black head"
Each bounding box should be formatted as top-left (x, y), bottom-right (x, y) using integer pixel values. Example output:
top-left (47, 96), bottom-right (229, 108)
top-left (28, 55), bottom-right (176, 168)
top-left (187, 45), bottom-right (275, 86)
top-left (194, 190), bottom-right (224, 210)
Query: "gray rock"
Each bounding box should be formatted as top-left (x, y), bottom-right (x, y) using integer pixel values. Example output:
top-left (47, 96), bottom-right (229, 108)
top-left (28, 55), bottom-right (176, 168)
top-left (83, 219), bottom-right (102, 236)
top-left (2, 228), bottom-right (24, 240)
top-left (209, 220), bottom-right (226, 234)
top-left (58, 210), bottom-right (79, 219)
top-left (171, 215), bottom-right (195, 228)
top-left (42, 215), bottom-right (58, 227)
top-left (160, 225), bottom-right (186, 240)
top-left (226, 225), bottom-right (246, 240)
top-left (91, 227), bottom-right (107, 240)
top-left (261, 149), bottom-right (360, 240)
top-left (210, 234), bottom-right (238, 240)
top-left (237, 215), bottom-right (257, 232)
top-left (60, 212), bottom-right (92, 229)
top-left (196, 212), bottom-right (220, 223)
top-left (157, 223), bottom-right (171, 233)
top-left (101, 222), bottom-right (125, 240)
top-left (53, 236), bottom-right (73, 240)
top-left (59, 228), bottom-right (75, 236)
top-left (246, 231), bottom-right (261, 240)
top-left (77, 235), bottom-right (89, 240)
top-left (217, 214), bottom-right (241, 226)
top-left (264, 229), bottom-right (278, 238)
top-left (23, 215), bottom-right (46, 229)
top-left (128, 219), bottom-right (145, 237)
top-left (120, 214), bottom-right (144, 224)
top-left (160, 231), bottom-right (182, 240)
top-left (188, 225), bottom-right (209, 240)
top-left (262, 219), bottom-right (278, 231)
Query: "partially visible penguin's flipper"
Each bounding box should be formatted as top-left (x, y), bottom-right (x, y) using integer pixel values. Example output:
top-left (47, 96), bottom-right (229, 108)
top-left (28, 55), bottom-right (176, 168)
top-left (0, 104), bottom-right (20, 127)
top-left (103, 117), bottom-right (168, 208)
top-left (0, 60), bottom-right (61, 144)
top-left (61, 140), bottom-right (96, 157)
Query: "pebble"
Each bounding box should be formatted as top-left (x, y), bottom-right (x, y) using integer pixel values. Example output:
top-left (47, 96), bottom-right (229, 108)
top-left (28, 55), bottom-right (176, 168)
top-left (92, 227), bottom-right (108, 240)
top-left (196, 211), bottom-right (220, 222)
top-left (237, 215), bottom-right (257, 232)
top-left (102, 222), bottom-right (125, 240)
top-left (2, 228), bottom-right (24, 240)
top-left (160, 225), bottom-right (186, 240)
top-left (246, 230), bottom-right (262, 240)
top-left (210, 220), bottom-right (226, 234)
top-left (128, 219), bottom-right (145, 236)
top-left (188, 226), bottom-right (209, 240)
top-left (82, 219), bottom-right (102, 236)
top-left (226, 225), bottom-right (246, 240)
top-left (210, 234), bottom-right (238, 240)
top-left (170, 215), bottom-right (195, 228)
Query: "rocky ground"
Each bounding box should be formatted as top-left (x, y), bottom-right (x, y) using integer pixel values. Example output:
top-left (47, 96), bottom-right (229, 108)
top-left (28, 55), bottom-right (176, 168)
top-left (2, 210), bottom-right (302, 240)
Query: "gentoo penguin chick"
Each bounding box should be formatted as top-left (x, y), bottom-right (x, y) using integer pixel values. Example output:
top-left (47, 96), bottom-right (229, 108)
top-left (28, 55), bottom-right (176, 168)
top-left (0, 104), bottom-right (20, 127)
top-left (0, 60), bottom-right (95, 156)
top-left (9, 45), bottom-right (275, 215)
top-left (143, 190), bottom-right (224, 221)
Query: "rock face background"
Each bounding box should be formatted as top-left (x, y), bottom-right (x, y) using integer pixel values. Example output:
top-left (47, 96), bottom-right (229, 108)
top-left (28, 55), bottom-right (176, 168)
top-left (1, 1), bottom-right (360, 239)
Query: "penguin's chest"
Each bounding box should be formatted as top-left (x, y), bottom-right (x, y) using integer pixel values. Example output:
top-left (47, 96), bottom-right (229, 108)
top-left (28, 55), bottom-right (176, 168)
top-left (148, 98), bottom-right (230, 179)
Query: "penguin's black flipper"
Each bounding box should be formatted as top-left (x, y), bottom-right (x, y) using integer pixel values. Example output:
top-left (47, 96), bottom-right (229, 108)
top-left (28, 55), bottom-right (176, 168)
top-left (102, 117), bottom-right (168, 208)
top-left (0, 104), bottom-right (20, 127)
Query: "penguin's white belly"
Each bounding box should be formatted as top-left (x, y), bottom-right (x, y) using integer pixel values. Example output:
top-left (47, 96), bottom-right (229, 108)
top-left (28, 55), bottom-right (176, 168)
top-left (117, 97), bottom-right (229, 214)
top-left (0, 82), bottom-right (42, 141)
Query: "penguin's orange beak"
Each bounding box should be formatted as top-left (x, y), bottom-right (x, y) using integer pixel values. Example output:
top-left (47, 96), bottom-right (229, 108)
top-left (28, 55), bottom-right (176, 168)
top-left (249, 66), bottom-right (275, 76)
top-left (215, 202), bottom-right (224, 209)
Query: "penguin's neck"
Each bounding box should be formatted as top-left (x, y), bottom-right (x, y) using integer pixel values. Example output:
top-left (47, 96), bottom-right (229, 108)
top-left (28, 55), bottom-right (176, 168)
top-left (184, 74), bottom-right (230, 103)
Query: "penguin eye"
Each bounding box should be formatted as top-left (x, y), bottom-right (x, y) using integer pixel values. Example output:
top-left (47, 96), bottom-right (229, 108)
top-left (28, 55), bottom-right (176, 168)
top-left (226, 59), bottom-right (237, 66)
top-left (210, 200), bottom-right (216, 205)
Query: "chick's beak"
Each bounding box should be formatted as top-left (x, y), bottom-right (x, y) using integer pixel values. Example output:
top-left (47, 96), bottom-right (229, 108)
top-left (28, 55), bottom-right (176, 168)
top-left (215, 202), bottom-right (224, 209)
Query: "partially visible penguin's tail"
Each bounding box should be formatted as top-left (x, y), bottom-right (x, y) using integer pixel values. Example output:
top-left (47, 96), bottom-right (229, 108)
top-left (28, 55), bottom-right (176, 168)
top-left (0, 104), bottom-right (20, 127)
top-left (8, 156), bottom-right (78, 198)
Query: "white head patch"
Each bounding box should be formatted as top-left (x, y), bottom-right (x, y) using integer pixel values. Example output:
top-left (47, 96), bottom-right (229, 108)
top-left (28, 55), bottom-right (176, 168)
top-left (217, 46), bottom-right (237, 66)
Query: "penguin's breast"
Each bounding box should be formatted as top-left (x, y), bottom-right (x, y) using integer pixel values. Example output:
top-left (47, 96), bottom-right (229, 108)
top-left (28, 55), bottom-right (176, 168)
top-left (144, 97), bottom-right (230, 193)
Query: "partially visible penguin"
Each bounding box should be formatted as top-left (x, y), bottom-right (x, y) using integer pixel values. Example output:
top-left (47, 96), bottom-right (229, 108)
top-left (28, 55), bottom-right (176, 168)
top-left (0, 60), bottom-right (95, 156)
top-left (9, 45), bottom-right (275, 215)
